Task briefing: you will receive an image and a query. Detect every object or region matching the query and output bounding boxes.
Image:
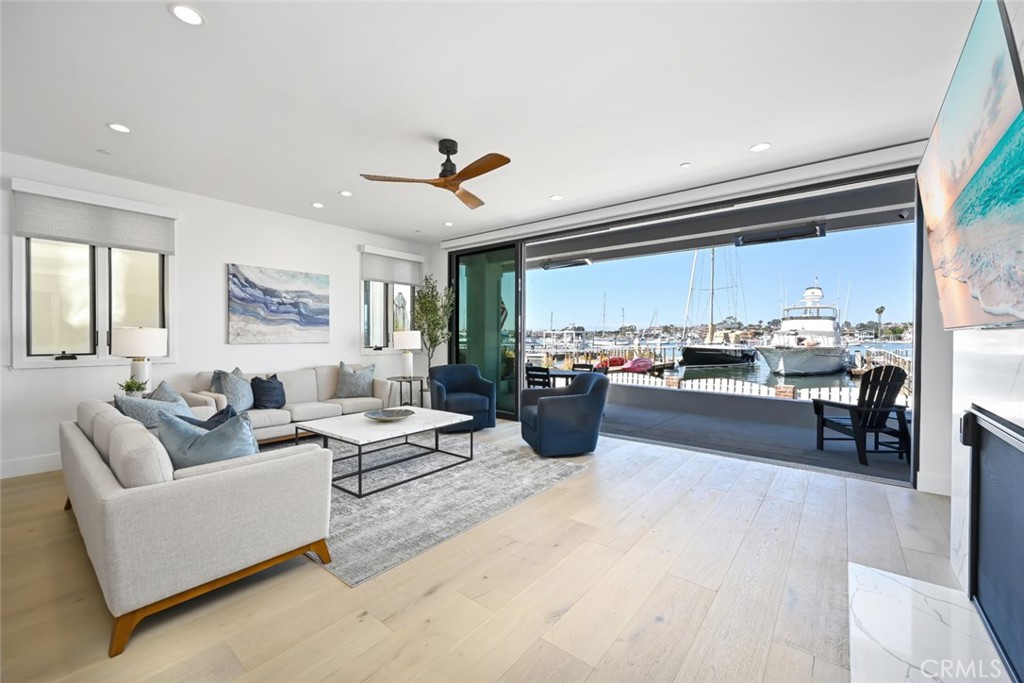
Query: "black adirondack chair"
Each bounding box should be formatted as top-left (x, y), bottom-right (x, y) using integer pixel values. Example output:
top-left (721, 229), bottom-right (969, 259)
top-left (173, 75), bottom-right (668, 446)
top-left (813, 365), bottom-right (910, 466)
top-left (525, 365), bottom-right (552, 388)
top-left (572, 363), bottom-right (594, 372)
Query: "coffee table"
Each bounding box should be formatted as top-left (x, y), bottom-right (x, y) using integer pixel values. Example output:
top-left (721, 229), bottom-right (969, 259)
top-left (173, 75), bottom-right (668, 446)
top-left (294, 407), bottom-right (474, 498)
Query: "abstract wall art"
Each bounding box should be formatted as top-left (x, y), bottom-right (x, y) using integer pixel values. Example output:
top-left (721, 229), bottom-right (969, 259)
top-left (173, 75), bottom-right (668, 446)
top-left (227, 263), bottom-right (330, 344)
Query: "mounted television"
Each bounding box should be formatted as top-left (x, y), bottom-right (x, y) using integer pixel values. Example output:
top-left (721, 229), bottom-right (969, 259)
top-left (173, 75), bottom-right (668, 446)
top-left (917, 0), bottom-right (1024, 329)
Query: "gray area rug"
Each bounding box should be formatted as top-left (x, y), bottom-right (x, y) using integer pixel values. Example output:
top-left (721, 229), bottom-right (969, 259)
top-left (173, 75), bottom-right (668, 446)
top-left (303, 432), bottom-right (586, 586)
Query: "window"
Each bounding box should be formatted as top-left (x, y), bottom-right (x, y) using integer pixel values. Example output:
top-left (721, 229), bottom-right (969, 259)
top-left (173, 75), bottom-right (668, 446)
top-left (110, 248), bottom-right (164, 329)
top-left (362, 281), bottom-right (415, 350)
top-left (12, 180), bottom-right (176, 367)
top-left (27, 239), bottom-right (95, 356)
top-left (358, 246), bottom-right (425, 351)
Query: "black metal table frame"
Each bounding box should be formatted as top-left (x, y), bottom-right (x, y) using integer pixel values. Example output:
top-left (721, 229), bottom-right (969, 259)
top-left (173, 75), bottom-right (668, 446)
top-left (295, 424), bottom-right (473, 498)
top-left (387, 376), bottom-right (426, 407)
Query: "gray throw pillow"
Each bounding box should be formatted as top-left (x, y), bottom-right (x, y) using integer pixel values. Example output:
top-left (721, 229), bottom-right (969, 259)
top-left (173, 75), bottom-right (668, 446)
top-left (336, 362), bottom-right (375, 398)
top-left (149, 380), bottom-right (182, 403)
top-left (157, 411), bottom-right (258, 470)
top-left (212, 367), bottom-right (254, 411)
top-left (114, 394), bottom-right (192, 429)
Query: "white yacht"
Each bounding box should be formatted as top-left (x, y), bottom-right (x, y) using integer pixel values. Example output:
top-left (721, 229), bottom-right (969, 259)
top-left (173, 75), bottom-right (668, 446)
top-left (756, 282), bottom-right (849, 376)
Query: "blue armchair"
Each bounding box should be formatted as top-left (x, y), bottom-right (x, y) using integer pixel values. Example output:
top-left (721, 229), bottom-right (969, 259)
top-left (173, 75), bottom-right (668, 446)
top-left (428, 364), bottom-right (497, 432)
top-left (521, 373), bottom-right (609, 457)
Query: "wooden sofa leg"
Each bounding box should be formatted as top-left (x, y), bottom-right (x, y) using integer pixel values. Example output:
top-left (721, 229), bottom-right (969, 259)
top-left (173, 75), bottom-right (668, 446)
top-left (310, 538), bottom-right (332, 564)
top-left (64, 496), bottom-right (72, 511)
top-left (109, 610), bottom-right (145, 657)
top-left (105, 539), bottom-right (330, 656)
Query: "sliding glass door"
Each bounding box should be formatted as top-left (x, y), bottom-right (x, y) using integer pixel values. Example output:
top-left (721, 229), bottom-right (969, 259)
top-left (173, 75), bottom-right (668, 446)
top-left (451, 244), bottom-right (521, 419)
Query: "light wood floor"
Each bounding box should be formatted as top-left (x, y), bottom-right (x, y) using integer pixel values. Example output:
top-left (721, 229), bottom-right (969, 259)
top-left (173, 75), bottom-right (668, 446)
top-left (1, 422), bottom-right (957, 683)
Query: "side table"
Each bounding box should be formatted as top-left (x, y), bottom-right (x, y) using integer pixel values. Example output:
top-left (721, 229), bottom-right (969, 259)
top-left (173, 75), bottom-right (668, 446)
top-left (387, 376), bottom-right (426, 407)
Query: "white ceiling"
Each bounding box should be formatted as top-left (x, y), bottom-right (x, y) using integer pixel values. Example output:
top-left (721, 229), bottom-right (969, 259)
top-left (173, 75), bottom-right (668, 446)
top-left (2, 1), bottom-right (977, 242)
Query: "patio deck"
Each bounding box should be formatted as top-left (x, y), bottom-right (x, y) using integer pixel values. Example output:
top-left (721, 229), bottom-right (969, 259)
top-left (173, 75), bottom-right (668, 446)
top-left (601, 402), bottom-right (912, 485)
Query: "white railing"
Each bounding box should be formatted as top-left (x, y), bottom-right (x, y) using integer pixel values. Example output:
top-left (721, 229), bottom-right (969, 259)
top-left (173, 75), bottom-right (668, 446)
top-left (677, 378), bottom-right (773, 396)
top-left (796, 386), bottom-right (859, 403)
top-left (608, 372), bottom-right (667, 387)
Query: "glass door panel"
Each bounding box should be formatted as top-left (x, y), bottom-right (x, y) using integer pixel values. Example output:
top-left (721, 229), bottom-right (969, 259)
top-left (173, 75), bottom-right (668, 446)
top-left (453, 245), bottom-right (519, 418)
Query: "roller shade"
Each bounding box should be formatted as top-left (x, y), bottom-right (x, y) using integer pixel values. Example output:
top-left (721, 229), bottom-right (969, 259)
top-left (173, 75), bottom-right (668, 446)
top-left (360, 251), bottom-right (423, 286)
top-left (13, 190), bottom-right (176, 255)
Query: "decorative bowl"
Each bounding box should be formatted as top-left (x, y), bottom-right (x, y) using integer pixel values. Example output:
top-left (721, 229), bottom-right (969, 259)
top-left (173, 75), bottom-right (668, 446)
top-left (364, 408), bottom-right (415, 422)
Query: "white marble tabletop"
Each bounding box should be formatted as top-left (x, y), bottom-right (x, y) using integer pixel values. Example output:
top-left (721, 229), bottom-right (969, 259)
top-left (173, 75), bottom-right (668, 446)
top-left (295, 407), bottom-right (472, 446)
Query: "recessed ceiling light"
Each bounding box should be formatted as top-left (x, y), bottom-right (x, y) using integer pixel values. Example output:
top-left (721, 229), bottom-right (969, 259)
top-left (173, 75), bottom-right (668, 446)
top-left (338, 190), bottom-right (353, 197)
top-left (96, 148), bottom-right (113, 156)
top-left (169, 4), bottom-right (205, 26)
top-left (679, 162), bottom-right (692, 169)
top-left (749, 142), bottom-right (772, 152)
top-left (106, 122), bottom-right (131, 134)
top-left (549, 195), bottom-right (564, 201)
top-left (311, 202), bottom-right (324, 209)
top-left (443, 221), bottom-right (454, 227)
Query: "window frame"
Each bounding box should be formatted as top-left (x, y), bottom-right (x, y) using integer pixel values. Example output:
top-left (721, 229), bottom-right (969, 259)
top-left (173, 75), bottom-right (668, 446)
top-left (360, 279), bottom-right (416, 354)
top-left (11, 236), bottom-right (176, 370)
top-left (107, 247), bottom-right (167, 338)
top-left (25, 238), bottom-right (98, 358)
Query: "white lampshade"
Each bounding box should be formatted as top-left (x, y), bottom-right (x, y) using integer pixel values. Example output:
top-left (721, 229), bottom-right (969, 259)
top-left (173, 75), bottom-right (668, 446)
top-left (393, 330), bottom-right (422, 351)
top-left (110, 327), bottom-right (168, 359)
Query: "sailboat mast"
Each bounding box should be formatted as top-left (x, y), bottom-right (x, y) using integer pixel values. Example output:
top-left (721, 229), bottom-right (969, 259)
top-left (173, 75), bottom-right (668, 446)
top-left (681, 250), bottom-right (698, 342)
top-left (706, 248), bottom-right (716, 343)
top-left (843, 281), bottom-right (852, 326)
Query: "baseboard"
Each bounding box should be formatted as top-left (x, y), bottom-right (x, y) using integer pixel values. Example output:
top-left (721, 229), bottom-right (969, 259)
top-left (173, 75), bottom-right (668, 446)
top-left (1, 452), bottom-right (61, 479)
top-left (916, 471), bottom-right (952, 495)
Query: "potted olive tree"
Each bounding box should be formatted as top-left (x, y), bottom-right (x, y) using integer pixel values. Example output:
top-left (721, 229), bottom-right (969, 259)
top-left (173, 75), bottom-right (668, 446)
top-left (411, 274), bottom-right (456, 368)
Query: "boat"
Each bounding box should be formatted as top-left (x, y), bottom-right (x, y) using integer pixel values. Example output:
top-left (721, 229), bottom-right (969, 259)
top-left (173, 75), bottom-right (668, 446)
top-left (677, 248), bottom-right (757, 367)
top-left (755, 281), bottom-right (849, 376)
top-left (620, 357), bottom-right (654, 373)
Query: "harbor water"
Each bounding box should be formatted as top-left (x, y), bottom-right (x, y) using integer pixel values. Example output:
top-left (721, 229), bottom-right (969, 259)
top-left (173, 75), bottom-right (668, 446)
top-left (668, 342), bottom-right (912, 390)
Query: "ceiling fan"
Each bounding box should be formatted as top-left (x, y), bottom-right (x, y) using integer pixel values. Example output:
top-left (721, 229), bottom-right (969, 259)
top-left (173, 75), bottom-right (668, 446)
top-left (360, 139), bottom-right (510, 209)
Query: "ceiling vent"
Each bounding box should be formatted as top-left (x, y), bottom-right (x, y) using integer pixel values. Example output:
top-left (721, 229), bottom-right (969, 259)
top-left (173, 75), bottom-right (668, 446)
top-left (540, 257), bottom-right (593, 270)
top-left (734, 223), bottom-right (825, 247)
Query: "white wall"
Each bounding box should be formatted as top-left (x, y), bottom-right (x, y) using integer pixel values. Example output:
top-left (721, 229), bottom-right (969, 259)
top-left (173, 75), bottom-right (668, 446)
top-left (948, 327), bottom-right (1024, 589)
top-left (1, 153), bottom-right (442, 477)
top-left (915, 235), bottom-right (955, 495)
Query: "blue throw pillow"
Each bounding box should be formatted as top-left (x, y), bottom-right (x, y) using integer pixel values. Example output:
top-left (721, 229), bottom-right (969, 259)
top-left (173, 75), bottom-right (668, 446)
top-left (251, 374), bottom-right (286, 409)
top-left (157, 411), bottom-right (259, 470)
top-left (115, 394), bottom-right (192, 429)
top-left (177, 405), bottom-right (238, 429)
top-left (148, 380), bottom-right (183, 403)
top-left (212, 367), bottom-right (254, 411)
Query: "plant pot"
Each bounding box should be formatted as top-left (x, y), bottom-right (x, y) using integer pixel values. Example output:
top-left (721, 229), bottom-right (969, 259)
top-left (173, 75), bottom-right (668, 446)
top-left (125, 391), bottom-right (144, 399)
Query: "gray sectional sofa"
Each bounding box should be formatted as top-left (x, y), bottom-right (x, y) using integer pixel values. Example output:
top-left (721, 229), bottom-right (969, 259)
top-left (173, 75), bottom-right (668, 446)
top-left (60, 400), bottom-right (333, 656)
top-left (185, 364), bottom-right (398, 442)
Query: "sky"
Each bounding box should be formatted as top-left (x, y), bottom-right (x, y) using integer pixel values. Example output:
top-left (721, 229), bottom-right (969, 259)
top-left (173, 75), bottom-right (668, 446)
top-left (525, 221), bottom-right (916, 331)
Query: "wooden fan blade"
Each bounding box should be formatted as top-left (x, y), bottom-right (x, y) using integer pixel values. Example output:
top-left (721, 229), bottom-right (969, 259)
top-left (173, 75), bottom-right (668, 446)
top-left (454, 187), bottom-right (485, 209)
top-left (360, 174), bottom-right (440, 185)
top-left (450, 153), bottom-right (510, 183)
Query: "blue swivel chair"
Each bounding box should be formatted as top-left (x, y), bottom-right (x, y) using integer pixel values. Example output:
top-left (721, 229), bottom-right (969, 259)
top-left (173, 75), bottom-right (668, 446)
top-left (429, 364), bottom-right (497, 431)
top-left (521, 373), bottom-right (610, 457)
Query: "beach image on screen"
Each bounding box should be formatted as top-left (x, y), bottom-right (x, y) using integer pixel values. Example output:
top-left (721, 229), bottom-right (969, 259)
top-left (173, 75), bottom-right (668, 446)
top-left (917, 0), bottom-right (1024, 328)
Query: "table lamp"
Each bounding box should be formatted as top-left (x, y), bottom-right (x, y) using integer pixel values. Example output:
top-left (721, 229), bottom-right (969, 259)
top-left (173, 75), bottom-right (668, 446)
top-left (110, 327), bottom-right (168, 386)
top-left (393, 330), bottom-right (421, 378)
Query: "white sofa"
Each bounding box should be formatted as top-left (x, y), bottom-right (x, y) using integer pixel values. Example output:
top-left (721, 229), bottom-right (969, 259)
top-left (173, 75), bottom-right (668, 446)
top-left (60, 399), bottom-right (333, 657)
top-left (186, 364), bottom-right (397, 442)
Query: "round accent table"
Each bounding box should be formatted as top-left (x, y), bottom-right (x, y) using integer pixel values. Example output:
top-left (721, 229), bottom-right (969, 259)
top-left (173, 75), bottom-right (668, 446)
top-left (387, 376), bottom-right (427, 407)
